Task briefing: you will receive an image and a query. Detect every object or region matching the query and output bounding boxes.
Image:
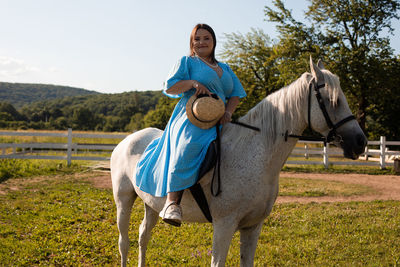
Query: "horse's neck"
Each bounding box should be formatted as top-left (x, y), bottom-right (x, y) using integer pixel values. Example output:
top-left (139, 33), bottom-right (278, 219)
top-left (223, 73), bottom-right (311, 168)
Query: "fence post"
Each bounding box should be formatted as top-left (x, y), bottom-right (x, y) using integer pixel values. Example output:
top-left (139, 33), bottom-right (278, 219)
top-left (323, 142), bottom-right (329, 169)
top-left (304, 144), bottom-right (309, 159)
top-left (380, 136), bottom-right (386, 169)
top-left (67, 128), bottom-right (72, 166)
top-left (363, 146), bottom-right (369, 161)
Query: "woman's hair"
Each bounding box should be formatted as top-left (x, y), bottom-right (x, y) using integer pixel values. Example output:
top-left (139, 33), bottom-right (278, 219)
top-left (189, 23), bottom-right (218, 63)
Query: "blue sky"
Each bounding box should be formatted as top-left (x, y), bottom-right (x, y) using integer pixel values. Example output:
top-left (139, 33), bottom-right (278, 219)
top-left (0, 0), bottom-right (399, 94)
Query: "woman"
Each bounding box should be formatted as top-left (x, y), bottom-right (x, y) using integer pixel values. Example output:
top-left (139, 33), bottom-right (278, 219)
top-left (135, 23), bottom-right (246, 226)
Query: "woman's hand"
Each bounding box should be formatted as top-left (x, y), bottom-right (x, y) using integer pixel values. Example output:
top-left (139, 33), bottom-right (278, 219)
top-left (192, 81), bottom-right (211, 96)
top-left (219, 111), bottom-right (232, 124)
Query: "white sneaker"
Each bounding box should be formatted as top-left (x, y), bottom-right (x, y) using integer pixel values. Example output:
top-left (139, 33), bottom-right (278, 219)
top-left (160, 201), bottom-right (182, 227)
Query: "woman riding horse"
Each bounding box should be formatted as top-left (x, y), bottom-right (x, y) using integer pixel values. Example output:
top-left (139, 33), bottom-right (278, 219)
top-left (135, 23), bottom-right (247, 226)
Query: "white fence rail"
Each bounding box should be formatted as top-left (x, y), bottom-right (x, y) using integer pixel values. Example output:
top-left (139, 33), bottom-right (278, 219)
top-left (0, 128), bottom-right (127, 165)
top-left (286, 136), bottom-right (400, 169)
top-left (1, 129), bottom-right (399, 169)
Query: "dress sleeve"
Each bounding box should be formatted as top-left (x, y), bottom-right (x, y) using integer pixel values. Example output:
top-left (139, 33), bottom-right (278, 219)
top-left (226, 64), bottom-right (247, 99)
top-left (163, 56), bottom-right (191, 98)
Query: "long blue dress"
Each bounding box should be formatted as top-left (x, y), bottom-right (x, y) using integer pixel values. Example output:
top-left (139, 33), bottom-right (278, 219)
top-left (135, 56), bottom-right (246, 197)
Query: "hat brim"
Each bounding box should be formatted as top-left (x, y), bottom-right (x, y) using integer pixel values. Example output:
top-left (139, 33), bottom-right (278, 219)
top-left (186, 94), bottom-right (225, 129)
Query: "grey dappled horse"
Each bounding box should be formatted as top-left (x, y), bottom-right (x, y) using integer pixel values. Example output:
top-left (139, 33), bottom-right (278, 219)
top-left (110, 58), bottom-right (367, 267)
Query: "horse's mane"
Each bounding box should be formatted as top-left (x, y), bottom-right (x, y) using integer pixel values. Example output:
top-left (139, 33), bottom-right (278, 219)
top-left (223, 69), bottom-right (341, 150)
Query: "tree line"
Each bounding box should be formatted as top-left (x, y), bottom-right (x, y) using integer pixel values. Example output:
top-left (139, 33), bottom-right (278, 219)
top-left (0, 91), bottom-right (163, 132)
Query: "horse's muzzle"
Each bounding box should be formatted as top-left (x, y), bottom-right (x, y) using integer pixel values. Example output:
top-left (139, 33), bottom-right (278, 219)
top-left (339, 132), bottom-right (367, 160)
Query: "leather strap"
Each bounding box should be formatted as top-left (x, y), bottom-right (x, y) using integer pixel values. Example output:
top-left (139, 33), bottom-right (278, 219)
top-left (211, 122), bottom-right (222, 196)
top-left (189, 184), bottom-right (213, 222)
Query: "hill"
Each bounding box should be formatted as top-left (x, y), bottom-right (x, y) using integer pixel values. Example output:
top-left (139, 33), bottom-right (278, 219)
top-left (0, 82), bottom-right (99, 108)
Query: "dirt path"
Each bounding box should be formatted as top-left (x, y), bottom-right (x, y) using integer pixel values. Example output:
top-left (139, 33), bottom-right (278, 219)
top-left (87, 171), bottom-right (400, 204)
top-left (277, 172), bottom-right (400, 203)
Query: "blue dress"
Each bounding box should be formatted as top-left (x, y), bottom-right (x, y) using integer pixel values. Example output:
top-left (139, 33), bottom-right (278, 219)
top-left (135, 56), bottom-right (246, 197)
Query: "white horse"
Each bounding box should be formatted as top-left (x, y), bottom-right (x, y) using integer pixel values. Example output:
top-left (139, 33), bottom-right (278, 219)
top-left (110, 58), bottom-right (367, 267)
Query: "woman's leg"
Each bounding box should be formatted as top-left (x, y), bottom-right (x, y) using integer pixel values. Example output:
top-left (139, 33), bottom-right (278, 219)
top-left (167, 191), bottom-right (183, 204)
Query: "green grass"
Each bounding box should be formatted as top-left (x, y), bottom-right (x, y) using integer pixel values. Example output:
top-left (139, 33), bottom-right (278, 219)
top-left (279, 177), bottom-right (375, 197)
top-left (0, 173), bottom-right (399, 266)
top-left (0, 159), bottom-right (85, 183)
top-left (0, 129), bottom-right (127, 145)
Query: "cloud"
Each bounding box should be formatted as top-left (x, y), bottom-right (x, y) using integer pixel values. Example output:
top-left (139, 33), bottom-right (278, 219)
top-left (0, 56), bottom-right (40, 78)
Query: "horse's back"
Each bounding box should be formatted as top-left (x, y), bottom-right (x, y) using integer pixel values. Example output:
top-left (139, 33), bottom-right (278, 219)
top-left (110, 128), bottom-right (163, 195)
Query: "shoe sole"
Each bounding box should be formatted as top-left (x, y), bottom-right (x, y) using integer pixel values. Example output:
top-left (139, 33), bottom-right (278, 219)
top-left (162, 218), bottom-right (182, 227)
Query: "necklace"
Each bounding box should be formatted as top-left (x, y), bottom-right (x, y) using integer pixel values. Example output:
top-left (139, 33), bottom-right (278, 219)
top-left (197, 56), bottom-right (218, 68)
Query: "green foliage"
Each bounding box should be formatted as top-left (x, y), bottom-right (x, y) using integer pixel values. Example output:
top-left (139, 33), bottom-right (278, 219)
top-left (0, 173), bottom-right (399, 265)
top-left (142, 96), bottom-right (179, 129)
top-left (263, 0), bottom-right (400, 139)
top-left (220, 29), bottom-right (280, 117)
top-left (0, 102), bottom-right (25, 121)
top-left (0, 90), bottom-right (162, 132)
top-left (124, 112), bottom-right (145, 132)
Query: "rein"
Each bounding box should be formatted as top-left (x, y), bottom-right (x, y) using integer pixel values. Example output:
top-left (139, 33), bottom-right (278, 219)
top-left (231, 120), bottom-right (260, 132)
top-left (285, 77), bottom-right (356, 144)
top-left (211, 118), bottom-right (260, 197)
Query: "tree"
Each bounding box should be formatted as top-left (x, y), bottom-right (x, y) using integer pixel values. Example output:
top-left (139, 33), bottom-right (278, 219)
top-left (220, 29), bottom-right (280, 117)
top-left (0, 102), bottom-right (25, 121)
top-left (142, 97), bottom-right (178, 130)
top-left (365, 56), bottom-right (400, 140)
top-left (265, 0), bottom-right (400, 136)
top-left (72, 107), bottom-right (98, 130)
top-left (125, 113), bottom-right (145, 132)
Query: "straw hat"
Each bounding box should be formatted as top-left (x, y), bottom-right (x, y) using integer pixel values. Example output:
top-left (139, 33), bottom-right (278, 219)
top-left (186, 93), bottom-right (225, 129)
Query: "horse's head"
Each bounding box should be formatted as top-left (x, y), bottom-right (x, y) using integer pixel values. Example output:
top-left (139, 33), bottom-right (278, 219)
top-left (307, 57), bottom-right (367, 159)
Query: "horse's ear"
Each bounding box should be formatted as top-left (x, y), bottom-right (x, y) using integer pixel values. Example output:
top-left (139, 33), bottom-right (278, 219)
top-left (317, 59), bottom-right (325, 69)
top-left (310, 56), bottom-right (324, 82)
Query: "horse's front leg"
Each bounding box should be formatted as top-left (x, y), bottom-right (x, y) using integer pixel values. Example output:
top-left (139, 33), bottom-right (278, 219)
top-left (138, 204), bottom-right (159, 267)
top-left (239, 222), bottom-right (263, 267)
top-left (211, 218), bottom-right (237, 266)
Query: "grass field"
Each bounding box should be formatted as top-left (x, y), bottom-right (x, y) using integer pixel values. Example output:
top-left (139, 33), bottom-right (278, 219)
top-left (0, 162), bottom-right (399, 266)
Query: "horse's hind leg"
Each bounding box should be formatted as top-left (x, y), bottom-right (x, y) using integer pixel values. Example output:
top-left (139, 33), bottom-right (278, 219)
top-left (113, 177), bottom-right (137, 267)
top-left (239, 222), bottom-right (263, 267)
top-left (138, 204), bottom-right (159, 267)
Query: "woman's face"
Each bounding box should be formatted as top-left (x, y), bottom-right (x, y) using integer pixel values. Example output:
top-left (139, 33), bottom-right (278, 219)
top-left (193, 28), bottom-right (214, 58)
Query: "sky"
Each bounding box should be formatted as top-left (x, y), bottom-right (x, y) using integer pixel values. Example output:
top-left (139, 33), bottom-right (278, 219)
top-left (0, 0), bottom-right (399, 94)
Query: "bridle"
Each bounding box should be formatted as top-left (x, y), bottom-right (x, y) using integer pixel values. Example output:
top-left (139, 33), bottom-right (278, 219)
top-left (284, 77), bottom-right (356, 144)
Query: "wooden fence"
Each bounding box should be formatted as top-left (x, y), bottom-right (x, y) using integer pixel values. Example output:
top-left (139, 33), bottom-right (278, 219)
top-left (1, 129), bottom-right (399, 169)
